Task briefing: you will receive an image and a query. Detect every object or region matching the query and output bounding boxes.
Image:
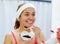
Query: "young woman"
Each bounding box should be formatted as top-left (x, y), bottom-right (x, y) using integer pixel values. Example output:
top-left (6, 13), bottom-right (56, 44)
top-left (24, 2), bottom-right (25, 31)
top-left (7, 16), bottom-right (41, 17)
top-left (4, 3), bottom-right (45, 44)
top-left (46, 28), bottom-right (60, 44)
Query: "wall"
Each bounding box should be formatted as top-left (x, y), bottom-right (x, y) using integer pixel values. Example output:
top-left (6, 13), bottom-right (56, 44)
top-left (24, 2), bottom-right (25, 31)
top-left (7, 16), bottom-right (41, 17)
top-left (0, 1), bottom-right (51, 44)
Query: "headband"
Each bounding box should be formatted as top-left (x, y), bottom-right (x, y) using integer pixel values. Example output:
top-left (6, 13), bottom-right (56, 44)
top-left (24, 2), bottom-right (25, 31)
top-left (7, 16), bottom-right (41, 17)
top-left (16, 3), bottom-right (36, 18)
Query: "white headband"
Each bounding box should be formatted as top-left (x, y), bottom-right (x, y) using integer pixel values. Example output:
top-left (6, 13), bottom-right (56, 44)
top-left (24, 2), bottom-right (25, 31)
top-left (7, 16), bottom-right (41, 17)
top-left (17, 3), bottom-right (36, 18)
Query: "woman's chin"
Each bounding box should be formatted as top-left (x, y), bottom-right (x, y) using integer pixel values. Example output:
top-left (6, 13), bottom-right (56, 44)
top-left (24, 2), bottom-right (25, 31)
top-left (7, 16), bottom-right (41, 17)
top-left (25, 24), bottom-right (33, 27)
top-left (25, 26), bottom-right (31, 28)
top-left (57, 37), bottom-right (60, 40)
top-left (24, 25), bottom-right (32, 28)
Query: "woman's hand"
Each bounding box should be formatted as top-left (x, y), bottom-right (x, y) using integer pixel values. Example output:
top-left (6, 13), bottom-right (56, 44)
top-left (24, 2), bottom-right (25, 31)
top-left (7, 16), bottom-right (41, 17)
top-left (32, 26), bottom-right (45, 44)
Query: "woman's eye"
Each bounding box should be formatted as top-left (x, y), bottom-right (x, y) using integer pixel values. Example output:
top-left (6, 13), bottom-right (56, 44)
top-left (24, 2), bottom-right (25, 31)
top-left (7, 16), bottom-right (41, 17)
top-left (25, 14), bottom-right (29, 16)
top-left (57, 32), bottom-right (58, 33)
top-left (32, 14), bottom-right (35, 16)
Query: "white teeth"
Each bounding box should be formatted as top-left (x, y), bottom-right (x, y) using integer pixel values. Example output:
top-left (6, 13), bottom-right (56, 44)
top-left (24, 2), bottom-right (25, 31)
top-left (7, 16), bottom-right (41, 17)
top-left (27, 20), bottom-right (32, 23)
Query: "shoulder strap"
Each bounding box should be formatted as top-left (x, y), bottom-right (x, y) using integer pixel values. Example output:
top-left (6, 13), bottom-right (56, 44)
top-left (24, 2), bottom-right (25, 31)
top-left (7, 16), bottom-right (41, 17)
top-left (11, 31), bottom-right (18, 44)
top-left (34, 38), bottom-right (38, 44)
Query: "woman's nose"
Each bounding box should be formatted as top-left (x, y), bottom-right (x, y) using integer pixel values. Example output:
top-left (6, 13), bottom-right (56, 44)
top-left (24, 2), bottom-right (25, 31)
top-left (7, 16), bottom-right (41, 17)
top-left (29, 15), bottom-right (33, 20)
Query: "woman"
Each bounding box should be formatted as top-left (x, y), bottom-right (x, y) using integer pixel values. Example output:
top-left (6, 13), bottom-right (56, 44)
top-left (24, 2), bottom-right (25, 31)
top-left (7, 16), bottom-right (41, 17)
top-left (4, 3), bottom-right (45, 44)
top-left (46, 28), bottom-right (60, 44)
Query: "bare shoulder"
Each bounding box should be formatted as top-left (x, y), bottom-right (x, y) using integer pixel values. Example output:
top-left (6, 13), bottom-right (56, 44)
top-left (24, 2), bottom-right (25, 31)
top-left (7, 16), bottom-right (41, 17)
top-left (4, 32), bottom-right (13, 44)
top-left (5, 32), bottom-right (12, 38)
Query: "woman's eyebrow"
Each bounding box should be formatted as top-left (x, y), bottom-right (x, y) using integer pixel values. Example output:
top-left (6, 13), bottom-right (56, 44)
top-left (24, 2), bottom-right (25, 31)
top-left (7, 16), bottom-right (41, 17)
top-left (25, 12), bottom-right (35, 13)
top-left (26, 12), bottom-right (30, 13)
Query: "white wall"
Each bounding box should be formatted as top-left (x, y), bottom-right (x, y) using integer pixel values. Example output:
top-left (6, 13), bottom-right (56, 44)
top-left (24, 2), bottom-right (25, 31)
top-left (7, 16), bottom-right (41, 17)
top-left (0, 1), bottom-right (51, 44)
top-left (51, 0), bottom-right (60, 38)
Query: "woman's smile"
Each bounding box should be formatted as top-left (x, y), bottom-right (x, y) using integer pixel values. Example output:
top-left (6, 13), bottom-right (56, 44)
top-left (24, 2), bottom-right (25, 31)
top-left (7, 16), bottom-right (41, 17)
top-left (25, 20), bottom-right (33, 26)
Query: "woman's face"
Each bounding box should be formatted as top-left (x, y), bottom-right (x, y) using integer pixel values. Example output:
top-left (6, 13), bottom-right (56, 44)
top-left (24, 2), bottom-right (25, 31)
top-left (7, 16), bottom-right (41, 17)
top-left (19, 7), bottom-right (35, 28)
top-left (57, 30), bottom-right (60, 40)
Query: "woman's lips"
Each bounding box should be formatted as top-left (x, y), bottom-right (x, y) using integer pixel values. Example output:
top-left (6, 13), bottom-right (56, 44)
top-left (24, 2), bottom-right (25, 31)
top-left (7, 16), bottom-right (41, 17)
top-left (26, 20), bottom-right (33, 24)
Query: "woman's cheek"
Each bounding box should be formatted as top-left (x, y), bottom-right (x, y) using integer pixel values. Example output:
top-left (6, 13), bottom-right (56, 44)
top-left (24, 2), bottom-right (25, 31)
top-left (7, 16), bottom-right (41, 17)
top-left (31, 18), bottom-right (35, 22)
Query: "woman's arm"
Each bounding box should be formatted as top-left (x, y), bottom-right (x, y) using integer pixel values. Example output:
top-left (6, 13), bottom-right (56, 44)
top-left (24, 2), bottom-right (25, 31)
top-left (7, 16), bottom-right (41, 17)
top-left (33, 27), bottom-right (45, 44)
top-left (37, 28), bottom-right (45, 44)
top-left (39, 30), bottom-right (45, 42)
top-left (4, 33), bottom-right (12, 44)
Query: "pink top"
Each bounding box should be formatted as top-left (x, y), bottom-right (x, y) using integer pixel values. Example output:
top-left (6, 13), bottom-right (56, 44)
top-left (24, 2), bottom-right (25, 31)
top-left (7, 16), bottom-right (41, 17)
top-left (11, 31), bottom-right (18, 44)
top-left (11, 31), bottom-right (38, 44)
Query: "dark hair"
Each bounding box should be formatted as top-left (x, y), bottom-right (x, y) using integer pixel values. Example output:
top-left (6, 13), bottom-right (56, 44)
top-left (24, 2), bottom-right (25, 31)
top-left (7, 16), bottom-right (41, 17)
top-left (14, 3), bottom-right (24, 29)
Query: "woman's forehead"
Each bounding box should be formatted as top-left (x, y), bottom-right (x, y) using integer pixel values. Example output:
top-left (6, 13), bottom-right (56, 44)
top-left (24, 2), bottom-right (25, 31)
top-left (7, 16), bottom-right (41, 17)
top-left (23, 7), bottom-right (35, 13)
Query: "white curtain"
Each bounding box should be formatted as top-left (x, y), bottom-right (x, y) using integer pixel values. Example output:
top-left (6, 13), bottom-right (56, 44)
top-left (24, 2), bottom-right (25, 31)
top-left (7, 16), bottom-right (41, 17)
top-left (51, 0), bottom-right (60, 38)
top-left (0, 1), bottom-right (51, 44)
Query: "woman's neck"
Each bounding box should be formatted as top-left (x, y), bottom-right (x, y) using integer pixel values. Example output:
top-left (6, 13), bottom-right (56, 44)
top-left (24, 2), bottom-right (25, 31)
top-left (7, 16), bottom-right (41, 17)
top-left (17, 25), bottom-right (25, 33)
